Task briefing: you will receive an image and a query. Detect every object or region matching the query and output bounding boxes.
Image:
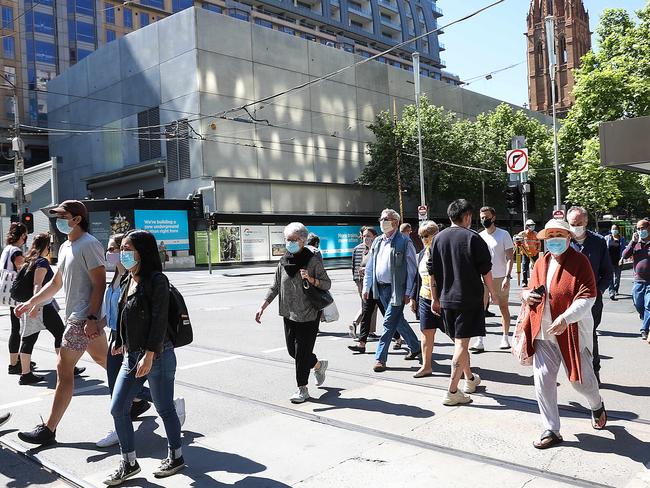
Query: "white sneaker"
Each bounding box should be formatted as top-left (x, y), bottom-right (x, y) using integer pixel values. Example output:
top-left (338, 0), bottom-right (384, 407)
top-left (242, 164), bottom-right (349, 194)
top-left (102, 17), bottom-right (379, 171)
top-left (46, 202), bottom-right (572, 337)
top-left (174, 397), bottom-right (186, 427)
top-left (314, 360), bottom-right (328, 386)
top-left (463, 373), bottom-right (481, 394)
top-left (499, 334), bottom-right (511, 350)
top-left (290, 386), bottom-right (310, 404)
top-left (470, 337), bottom-right (485, 352)
top-left (443, 390), bottom-right (472, 406)
top-left (348, 324), bottom-right (357, 339)
top-left (96, 429), bottom-right (119, 448)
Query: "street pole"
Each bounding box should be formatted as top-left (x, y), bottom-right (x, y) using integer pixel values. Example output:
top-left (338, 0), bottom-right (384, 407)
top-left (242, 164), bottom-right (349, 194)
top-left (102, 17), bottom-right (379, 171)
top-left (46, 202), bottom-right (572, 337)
top-left (392, 98), bottom-right (404, 219)
top-left (2, 74), bottom-right (26, 218)
top-left (412, 52), bottom-right (426, 211)
top-left (545, 15), bottom-right (561, 210)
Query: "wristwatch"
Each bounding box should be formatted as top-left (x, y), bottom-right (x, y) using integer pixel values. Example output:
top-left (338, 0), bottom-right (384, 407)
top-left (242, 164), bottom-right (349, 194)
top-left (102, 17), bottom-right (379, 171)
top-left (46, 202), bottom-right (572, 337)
top-left (87, 314), bottom-right (98, 321)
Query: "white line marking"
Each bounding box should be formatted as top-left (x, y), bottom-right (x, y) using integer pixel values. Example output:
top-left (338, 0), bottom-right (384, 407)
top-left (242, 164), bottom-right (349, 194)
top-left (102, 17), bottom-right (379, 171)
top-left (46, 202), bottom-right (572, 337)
top-left (328, 336), bottom-right (343, 341)
top-left (0, 397), bottom-right (43, 409)
top-left (261, 347), bottom-right (286, 353)
top-left (0, 383), bottom-right (106, 410)
top-left (177, 355), bottom-right (243, 371)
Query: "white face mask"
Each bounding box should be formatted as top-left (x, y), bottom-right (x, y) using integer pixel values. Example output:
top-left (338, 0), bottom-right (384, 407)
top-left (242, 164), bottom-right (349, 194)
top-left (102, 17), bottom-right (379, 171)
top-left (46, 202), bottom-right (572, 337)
top-left (380, 220), bottom-right (394, 234)
top-left (570, 225), bottom-right (586, 237)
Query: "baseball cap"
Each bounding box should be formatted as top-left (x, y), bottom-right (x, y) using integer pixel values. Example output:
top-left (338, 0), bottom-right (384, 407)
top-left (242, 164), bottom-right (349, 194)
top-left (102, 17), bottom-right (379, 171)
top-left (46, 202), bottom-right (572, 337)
top-left (525, 219), bottom-right (536, 226)
top-left (48, 200), bottom-right (88, 220)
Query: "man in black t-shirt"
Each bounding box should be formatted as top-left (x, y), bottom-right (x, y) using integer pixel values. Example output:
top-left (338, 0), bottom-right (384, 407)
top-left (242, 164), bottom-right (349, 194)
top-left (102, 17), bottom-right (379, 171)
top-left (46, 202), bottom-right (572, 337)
top-left (427, 199), bottom-right (497, 406)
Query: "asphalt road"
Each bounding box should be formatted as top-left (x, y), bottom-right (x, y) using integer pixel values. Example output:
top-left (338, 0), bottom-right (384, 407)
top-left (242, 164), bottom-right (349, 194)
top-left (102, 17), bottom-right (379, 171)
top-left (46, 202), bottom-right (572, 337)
top-left (0, 265), bottom-right (649, 488)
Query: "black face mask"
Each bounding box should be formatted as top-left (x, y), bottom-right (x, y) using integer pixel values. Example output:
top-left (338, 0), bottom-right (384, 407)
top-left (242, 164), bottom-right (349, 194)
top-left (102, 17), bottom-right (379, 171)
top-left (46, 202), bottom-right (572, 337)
top-left (481, 218), bottom-right (493, 229)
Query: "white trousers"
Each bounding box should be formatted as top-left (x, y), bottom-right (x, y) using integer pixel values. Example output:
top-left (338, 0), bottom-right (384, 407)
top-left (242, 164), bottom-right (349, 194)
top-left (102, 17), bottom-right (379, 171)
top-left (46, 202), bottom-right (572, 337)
top-left (533, 339), bottom-right (603, 434)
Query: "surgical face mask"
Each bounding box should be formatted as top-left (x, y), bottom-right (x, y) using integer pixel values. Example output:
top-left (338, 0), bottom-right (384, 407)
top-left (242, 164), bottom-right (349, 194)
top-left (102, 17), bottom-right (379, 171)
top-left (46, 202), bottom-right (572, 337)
top-left (481, 218), bottom-right (493, 229)
top-left (546, 237), bottom-right (569, 256)
top-left (56, 218), bottom-right (74, 235)
top-left (570, 225), bottom-right (586, 237)
top-left (363, 236), bottom-right (374, 247)
top-left (285, 240), bottom-right (301, 254)
top-left (106, 251), bottom-right (120, 266)
top-left (611, 229), bottom-right (619, 236)
top-left (380, 220), bottom-right (394, 234)
top-left (120, 250), bottom-right (138, 270)
top-left (527, 225), bottom-right (536, 232)
top-left (639, 229), bottom-right (649, 240)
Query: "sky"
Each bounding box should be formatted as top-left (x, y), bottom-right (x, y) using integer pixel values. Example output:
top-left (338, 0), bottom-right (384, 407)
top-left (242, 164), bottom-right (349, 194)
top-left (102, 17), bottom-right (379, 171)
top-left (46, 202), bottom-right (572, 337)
top-left (438, 0), bottom-right (647, 107)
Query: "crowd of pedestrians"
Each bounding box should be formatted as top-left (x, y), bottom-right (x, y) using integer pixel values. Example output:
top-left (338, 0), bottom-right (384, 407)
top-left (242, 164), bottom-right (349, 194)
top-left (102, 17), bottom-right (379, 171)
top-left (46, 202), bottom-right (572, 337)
top-left (2, 195), bottom-right (650, 485)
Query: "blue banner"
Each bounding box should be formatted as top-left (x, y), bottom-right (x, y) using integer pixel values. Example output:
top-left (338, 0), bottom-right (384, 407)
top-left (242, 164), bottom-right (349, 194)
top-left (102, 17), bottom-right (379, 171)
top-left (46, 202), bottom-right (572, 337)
top-left (309, 225), bottom-right (362, 258)
top-left (134, 210), bottom-right (189, 251)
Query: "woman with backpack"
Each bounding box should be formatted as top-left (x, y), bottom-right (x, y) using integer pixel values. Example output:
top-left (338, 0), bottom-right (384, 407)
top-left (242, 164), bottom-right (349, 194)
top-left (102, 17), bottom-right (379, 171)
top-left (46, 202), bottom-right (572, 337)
top-left (12, 233), bottom-right (69, 385)
top-left (104, 230), bottom-right (185, 486)
top-left (3, 222), bottom-right (28, 376)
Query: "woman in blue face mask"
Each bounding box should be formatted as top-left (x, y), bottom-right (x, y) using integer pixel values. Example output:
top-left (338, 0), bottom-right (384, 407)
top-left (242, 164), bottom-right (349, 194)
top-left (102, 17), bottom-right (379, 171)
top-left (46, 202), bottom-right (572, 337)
top-left (255, 222), bottom-right (332, 404)
top-left (519, 219), bottom-right (606, 450)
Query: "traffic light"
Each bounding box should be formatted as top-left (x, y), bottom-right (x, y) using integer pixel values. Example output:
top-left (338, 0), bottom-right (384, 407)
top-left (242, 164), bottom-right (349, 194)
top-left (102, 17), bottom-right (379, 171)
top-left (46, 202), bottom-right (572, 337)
top-left (191, 193), bottom-right (204, 220)
top-left (21, 212), bottom-right (34, 234)
top-left (10, 214), bottom-right (19, 223)
top-left (209, 213), bottom-right (218, 231)
top-left (521, 181), bottom-right (536, 213)
top-left (505, 184), bottom-right (521, 214)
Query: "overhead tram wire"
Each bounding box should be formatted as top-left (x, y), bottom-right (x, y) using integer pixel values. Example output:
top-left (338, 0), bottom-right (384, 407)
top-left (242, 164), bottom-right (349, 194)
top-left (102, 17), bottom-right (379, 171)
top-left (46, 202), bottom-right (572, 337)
top-left (19, 0), bottom-right (506, 137)
top-left (0, 0), bottom-right (45, 40)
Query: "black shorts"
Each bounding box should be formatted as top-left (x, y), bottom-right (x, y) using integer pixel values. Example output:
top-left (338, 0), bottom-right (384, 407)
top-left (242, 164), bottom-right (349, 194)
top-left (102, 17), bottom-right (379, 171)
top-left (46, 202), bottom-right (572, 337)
top-left (441, 306), bottom-right (486, 339)
top-left (418, 298), bottom-right (443, 332)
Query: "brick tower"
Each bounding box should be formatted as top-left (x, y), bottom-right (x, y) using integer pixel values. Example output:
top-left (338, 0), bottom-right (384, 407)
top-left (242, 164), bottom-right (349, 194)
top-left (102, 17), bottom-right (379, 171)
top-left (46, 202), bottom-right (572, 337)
top-left (526, 0), bottom-right (591, 117)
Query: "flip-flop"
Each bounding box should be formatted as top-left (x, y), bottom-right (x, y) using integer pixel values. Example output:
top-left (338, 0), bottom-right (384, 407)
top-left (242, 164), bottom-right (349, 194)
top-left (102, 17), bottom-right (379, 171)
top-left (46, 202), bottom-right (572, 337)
top-left (533, 430), bottom-right (563, 449)
top-left (592, 403), bottom-right (607, 430)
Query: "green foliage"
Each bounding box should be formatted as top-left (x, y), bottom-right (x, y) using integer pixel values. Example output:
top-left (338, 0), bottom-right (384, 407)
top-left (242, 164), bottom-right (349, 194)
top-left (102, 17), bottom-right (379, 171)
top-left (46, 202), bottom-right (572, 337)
top-left (560, 4), bottom-right (650, 217)
top-left (359, 99), bottom-right (555, 215)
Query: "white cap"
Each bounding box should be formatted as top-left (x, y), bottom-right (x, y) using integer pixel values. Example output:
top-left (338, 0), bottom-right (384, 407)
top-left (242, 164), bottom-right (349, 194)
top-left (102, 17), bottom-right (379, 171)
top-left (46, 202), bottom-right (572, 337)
top-left (525, 219), bottom-right (536, 226)
top-left (537, 219), bottom-right (574, 240)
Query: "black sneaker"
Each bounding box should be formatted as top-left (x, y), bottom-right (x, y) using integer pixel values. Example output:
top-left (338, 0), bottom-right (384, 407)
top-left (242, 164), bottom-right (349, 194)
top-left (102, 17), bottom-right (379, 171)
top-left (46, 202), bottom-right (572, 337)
top-left (485, 310), bottom-right (497, 318)
top-left (19, 372), bottom-right (46, 385)
top-left (74, 366), bottom-right (86, 376)
top-left (103, 460), bottom-right (141, 486)
top-left (8, 360), bottom-right (36, 375)
top-left (153, 456), bottom-right (185, 478)
top-left (18, 422), bottom-right (56, 446)
top-left (130, 400), bottom-right (151, 420)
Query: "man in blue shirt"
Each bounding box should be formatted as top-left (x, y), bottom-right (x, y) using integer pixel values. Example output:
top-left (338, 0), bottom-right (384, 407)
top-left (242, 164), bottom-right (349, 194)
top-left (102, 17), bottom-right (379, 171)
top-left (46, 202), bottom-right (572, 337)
top-left (567, 206), bottom-right (613, 383)
top-left (363, 209), bottom-right (421, 372)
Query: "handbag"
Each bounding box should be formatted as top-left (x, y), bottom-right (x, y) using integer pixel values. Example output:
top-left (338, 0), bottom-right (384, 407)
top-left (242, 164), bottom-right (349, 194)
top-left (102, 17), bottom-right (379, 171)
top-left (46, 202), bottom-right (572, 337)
top-left (321, 301), bottom-right (340, 323)
top-left (302, 279), bottom-right (334, 310)
top-left (0, 251), bottom-right (17, 307)
top-left (20, 307), bottom-right (46, 338)
top-left (512, 303), bottom-right (533, 366)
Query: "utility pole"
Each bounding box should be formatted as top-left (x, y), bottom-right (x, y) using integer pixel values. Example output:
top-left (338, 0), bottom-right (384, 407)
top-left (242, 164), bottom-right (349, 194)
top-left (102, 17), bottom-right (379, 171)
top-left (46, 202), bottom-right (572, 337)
top-left (412, 52), bottom-right (426, 212)
top-left (2, 74), bottom-right (26, 218)
top-left (545, 15), bottom-right (562, 210)
top-left (393, 98), bottom-right (404, 219)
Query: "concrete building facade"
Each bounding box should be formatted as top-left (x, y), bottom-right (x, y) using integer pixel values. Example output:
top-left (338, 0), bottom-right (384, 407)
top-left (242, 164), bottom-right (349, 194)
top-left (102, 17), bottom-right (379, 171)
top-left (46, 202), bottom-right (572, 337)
top-left (48, 8), bottom-right (546, 218)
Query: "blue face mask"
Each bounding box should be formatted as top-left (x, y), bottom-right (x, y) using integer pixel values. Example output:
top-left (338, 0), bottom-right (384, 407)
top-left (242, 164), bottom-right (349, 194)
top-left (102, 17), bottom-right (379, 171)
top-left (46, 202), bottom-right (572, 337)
top-left (120, 250), bottom-right (138, 270)
top-left (286, 240), bottom-right (301, 254)
top-left (56, 218), bottom-right (74, 235)
top-left (546, 237), bottom-right (568, 256)
top-left (639, 229), bottom-right (649, 240)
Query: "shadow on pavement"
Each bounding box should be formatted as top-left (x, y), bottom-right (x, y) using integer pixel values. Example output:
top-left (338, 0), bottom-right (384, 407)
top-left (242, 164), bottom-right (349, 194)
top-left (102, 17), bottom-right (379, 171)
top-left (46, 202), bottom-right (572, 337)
top-left (564, 426), bottom-right (650, 465)
top-left (476, 367), bottom-right (534, 386)
top-left (597, 330), bottom-right (642, 338)
top-left (1, 444), bottom-right (63, 488)
top-left (600, 382), bottom-right (650, 397)
top-left (312, 387), bottom-right (435, 418)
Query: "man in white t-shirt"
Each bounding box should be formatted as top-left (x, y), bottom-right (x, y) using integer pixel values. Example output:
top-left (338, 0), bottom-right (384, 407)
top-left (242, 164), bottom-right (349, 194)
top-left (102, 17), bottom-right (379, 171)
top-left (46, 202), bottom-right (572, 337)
top-left (473, 206), bottom-right (514, 351)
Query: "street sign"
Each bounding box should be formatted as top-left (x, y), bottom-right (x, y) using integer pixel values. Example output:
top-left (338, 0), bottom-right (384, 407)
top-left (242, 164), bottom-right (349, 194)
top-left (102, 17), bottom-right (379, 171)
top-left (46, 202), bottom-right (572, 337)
top-left (506, 148), bottom-right (529, 174)
top-left (553, 209), bottom-right (565, 221)
top-left (417, 205), bottom-right (428, 216)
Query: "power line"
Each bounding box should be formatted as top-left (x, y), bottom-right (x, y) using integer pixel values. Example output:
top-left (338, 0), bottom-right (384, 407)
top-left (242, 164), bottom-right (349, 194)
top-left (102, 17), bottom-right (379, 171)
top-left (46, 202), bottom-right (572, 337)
top-left (0, 0), bottom-right (45, 40)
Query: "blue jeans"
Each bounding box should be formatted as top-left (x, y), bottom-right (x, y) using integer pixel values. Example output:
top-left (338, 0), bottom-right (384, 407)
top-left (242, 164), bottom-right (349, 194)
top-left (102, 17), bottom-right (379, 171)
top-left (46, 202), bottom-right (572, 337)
top-left (631, 282), bottom-right (650, 333)
top-left (608, 265), bottom-right (622, 297)
top-left (375, 284), bottom-right (420, 364)
top-left (107, 331), bottom-right (151, 401)
top-left (110, 342), bottom-right (181, 454)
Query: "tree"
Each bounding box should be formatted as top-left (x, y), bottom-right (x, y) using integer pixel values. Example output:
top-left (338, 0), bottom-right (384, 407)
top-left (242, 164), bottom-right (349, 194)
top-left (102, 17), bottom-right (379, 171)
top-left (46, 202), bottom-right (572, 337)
top-left (560, 4), bottom-right (650, 217)
top-left (566, 138), bottom-right (621, 220)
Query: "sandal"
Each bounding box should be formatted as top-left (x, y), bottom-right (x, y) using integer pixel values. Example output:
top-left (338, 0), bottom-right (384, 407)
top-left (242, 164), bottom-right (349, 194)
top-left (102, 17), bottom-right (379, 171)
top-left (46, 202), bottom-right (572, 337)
top-left (413, 369), bottom-right (433, 378)
top-left (533, 430), bottom-right (563, 450)
top-left (591, 403), bottom-right (607, 430)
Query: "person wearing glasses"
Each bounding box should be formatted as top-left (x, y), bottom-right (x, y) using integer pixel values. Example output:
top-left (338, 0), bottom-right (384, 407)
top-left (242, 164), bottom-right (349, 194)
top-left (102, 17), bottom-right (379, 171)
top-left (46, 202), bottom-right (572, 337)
top-left (363, 209), bottom-right (421, 372)
top-left (622, 219), bottom-right (650, 340)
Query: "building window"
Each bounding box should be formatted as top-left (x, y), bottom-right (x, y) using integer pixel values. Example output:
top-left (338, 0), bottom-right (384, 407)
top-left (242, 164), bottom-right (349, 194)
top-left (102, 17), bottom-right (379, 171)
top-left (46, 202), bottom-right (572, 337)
top-left (341, 42), bottom-right (354, 53)
top-left (229, 9), bottom-right (249, 21)
top-left (536, 41), bottom-right (544, 70)
top-left (255, 18), bottom-right (273, 29)
top-left (26, 40), bottom-right (56, 64)
top-left (106, 29), bottom-right (116, 42)
top-left (30, 12), bottom-right (55, 35)
top-left (203, 3), bottom-right (223, 12)
top-left (141, 0), bottom-right (164, 8)
top-left (350, 20), bottom-right (362, 28)
top-left (166, 119), bottom-right (190, 181)
top-left (173, 0), bottom-right (195, 12)
top-left (2, 36), bottom-right (15, 59)
top-left (105, 3), bottom-right (115, 24)
top-left (124, 8), bottom-right (133, 27)
top-left (301, 32), bottom-right (316, 41)
top-left (280, 25), bottom-right (295, 35)
top-left (5, 96), bottom-right (14, 119)
top-left (2, 6), bottom-right (13, 30)
top-left (75, 21), bottom-right (96, 43)
top-left (3, 66), bottom-right (16, 88)
top-left (349, 0), bottom-right (362, 10)
top-left (297, 1), bottom-right (311, 10)
top-left (140, 13), bottom-right (150, 27)
top-left (559, 36), bottom-right (567, 63)
top-left (138, 107), bottom-right (162, 162)
top-left (72, 0), bottom-right (94, 16)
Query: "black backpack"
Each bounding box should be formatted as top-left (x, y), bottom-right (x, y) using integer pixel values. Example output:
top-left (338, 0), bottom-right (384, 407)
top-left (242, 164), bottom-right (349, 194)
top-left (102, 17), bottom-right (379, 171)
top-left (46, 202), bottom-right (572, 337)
top-left (10, 265), bottom-right (35, 302)
top-left (154, 273), bottom-right (193, 348)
